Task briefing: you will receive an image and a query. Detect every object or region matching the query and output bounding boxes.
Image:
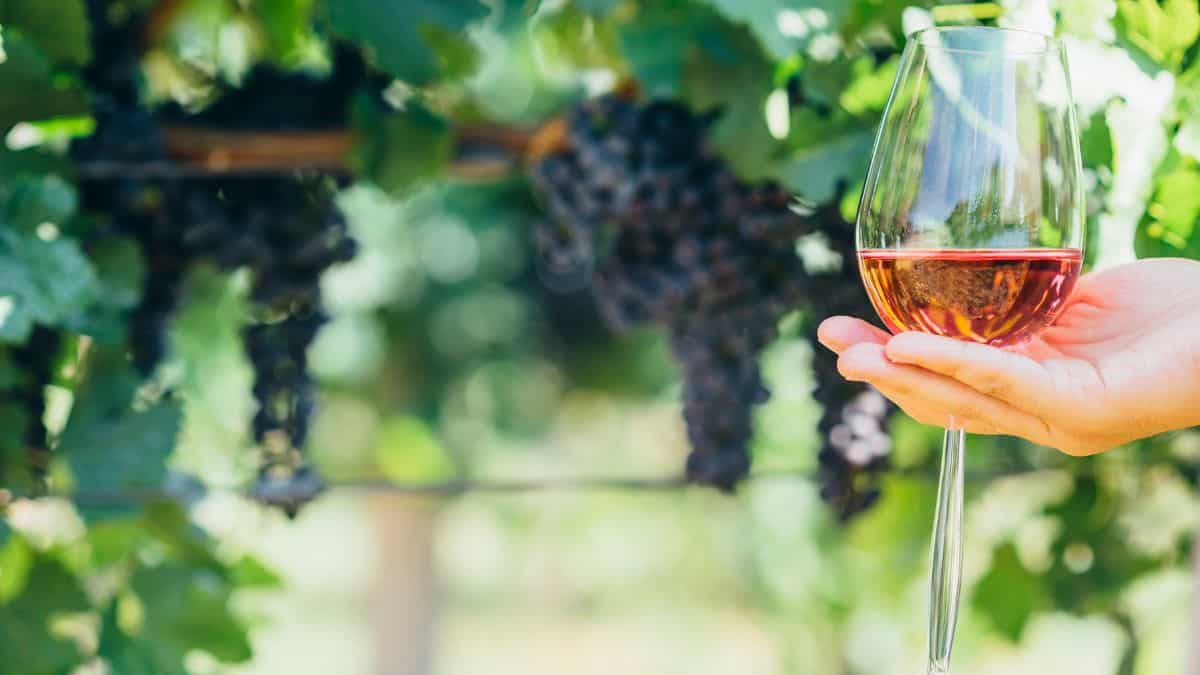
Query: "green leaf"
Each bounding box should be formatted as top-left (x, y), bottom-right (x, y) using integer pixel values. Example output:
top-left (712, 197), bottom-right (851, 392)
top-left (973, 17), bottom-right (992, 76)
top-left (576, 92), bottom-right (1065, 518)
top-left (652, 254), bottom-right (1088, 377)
top-left (697, 0), bottom-right (848, 60)
top-left (1116, 0), bottom-right (1200, 71)
top-left (0, 0), bottom-right (91, 66)
top-left (0, 228), bottom-right (97, 341)
top-left (131, 563), bottom-right (252, 663)
top-left (576, 0), bottom-right (620, 13)
top-left (375, 416), bottom-right (456, 481)
top-left (323, 0), bottom-right (489, 85)
top-left (847, 475), bottom-right (935, 594)
top-left (1080, 111), bottom-right (1113, 169)
top-left (1, 174), bottom-right (77, 232)
top-left (249, 0), bottom-right (316, 61)
top-left (87, 519), bottom-right (148, 568)
top-left (0, 528), bottom-right (30, 601)
top-left (842, 0), bottom-right (918, 44)
top-left (1145, 169), bottom-right (1200, 245)
top-left (0, 31), bottom-right (90, 132)
top-left (839, 56), bottom-right (899, 115)
top-left (349, 97), bottom-right (453, 193)
top-left (972, 543), bottom-right (1048, 641)
top-left (1165, 0), bottom-right (1200, 58)
top-left (98, 606), bottom-right (189, 675)
top-left (229, 555), bottom-right (282, 588)
top-left (0, 557), bottom-right (90, 675)
top-left (59, 358), bottom-right (182, 493)
top-left (87, 237), bottom-right (145, 311)
top-left (776, 129), bottom-right (874, 202)
top-left (617, 2), bottom-right (699, 96)
top-left (680, 16), bottom-right (780, 179)
top-left (65, 237), bottom-right (145, 344)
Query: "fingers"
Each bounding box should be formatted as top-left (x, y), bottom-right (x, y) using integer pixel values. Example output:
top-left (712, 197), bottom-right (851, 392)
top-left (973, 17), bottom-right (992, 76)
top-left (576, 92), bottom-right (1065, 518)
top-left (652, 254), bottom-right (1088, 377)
top-left (817, 316), bottom-right (891, 353)
top-left (882, 332), bottom-right (1056, 415)
top-left (837, 342), bottom-right (1054, 444)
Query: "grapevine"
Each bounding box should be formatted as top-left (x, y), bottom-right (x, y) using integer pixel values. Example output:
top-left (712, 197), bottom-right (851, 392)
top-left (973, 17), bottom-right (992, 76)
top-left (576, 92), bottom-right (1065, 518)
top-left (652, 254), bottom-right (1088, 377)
top-left (72, 0), bottom-right (361, 516)
top-left (801, 194), bottom-right (895, 520)
top-left (530, 95), bottom-right (894, 509)
top-left (530, 94), bottom-right (812, 491)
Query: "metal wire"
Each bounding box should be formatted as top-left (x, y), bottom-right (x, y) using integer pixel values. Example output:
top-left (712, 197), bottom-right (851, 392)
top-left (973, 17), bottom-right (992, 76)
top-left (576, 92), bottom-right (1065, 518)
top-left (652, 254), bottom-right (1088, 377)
top-left (4, 464), bottom-right (1060, 508)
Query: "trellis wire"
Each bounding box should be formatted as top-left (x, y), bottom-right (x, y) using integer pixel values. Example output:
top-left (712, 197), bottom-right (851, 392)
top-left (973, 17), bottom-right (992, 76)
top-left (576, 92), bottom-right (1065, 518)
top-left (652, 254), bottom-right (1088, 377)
top-left (0, 464), bottom-right (1064, 508)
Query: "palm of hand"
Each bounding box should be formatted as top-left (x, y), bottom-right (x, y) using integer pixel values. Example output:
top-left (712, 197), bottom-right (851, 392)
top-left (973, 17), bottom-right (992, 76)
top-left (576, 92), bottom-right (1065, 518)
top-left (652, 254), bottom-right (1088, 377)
top-left (1016, 259), bottom-right (1200, 450)
top-left (821, 258), bottom-right (1200, 455)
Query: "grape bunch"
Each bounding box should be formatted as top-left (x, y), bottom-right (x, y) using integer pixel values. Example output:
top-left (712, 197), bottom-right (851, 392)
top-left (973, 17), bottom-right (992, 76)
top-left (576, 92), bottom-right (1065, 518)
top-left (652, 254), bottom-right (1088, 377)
top-left (74, 1), bottom-right (359, 515)
top-left (801, 196), bottom-right (895, 520)
top-left (74, 1), bottom-right (183, 376)
top-left (203, 176), bottom-right (355, 490)
top-left (530, 94), bottom-right (813, 490)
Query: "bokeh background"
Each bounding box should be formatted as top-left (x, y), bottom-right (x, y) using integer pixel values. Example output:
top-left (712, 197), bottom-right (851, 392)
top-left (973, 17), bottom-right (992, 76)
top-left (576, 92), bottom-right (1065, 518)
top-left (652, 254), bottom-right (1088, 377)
top-left (2, 1), bottom-right (1200, 674)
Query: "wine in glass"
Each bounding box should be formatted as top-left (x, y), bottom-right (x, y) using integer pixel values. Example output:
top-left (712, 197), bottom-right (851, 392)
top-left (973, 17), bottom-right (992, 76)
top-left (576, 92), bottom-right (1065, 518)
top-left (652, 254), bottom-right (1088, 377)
top-left (855, 26), bottom-right (1084, 674)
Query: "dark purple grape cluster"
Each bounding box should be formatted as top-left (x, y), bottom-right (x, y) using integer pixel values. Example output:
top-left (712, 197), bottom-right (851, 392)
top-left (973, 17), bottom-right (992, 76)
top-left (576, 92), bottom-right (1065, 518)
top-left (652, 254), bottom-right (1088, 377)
top-left (801, 196), bottom-right (895, 520)
top-left (72, 2), bottom-right (358, 515)
top-left (210, 177), bottom-right (354, 467)
top-left (530, 94), bottom-right (814, 491)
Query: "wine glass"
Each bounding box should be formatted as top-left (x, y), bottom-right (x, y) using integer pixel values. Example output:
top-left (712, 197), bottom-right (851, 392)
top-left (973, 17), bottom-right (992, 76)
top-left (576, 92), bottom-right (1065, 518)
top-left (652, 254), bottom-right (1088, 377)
top-left (855, 26), bottom-right (1084, 674)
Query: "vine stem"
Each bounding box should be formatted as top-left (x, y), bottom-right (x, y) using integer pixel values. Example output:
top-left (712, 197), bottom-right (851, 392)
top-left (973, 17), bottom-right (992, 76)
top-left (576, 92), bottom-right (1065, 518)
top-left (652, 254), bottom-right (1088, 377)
top-left (77, 122), bottom-right (556, 181)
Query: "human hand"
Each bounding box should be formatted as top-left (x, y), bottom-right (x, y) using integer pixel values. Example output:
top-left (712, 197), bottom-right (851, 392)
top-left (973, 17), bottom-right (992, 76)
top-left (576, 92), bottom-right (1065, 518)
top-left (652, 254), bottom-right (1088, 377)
top-left (818, 258), bottom-right (1200, 455)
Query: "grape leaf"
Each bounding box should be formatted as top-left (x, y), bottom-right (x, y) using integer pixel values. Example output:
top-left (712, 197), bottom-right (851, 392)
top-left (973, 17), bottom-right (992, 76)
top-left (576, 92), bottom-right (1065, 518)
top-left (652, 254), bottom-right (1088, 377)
top-left (616, 1), bottom-right (700, 96)
top-left (0, 557), bottom-right (90, 675)
top-left (229, 555), bottom-right (283, 588)
top-left (98, 621), bottom-right (189, 675)
top-left (1080, 111), bottom-right (1114, 169)
top-left (64, 237), bottom-right (145, 344)
top-left (617, 3), bottom-right (780, 175)
top-left (58, 358), bottom-right (182, 493)
top-left (0, 0), bottom-right (90, 65)
top-left (838, 56), bottom-right (899, 115)
top-left (349, 97), bottom-right (452, 193)
top-left (576, 0), bottom-right (620, 14)
top-left (249, 0), bottom-right (316, 61)
top-left (1142, 169), bottom-right (1200, 246)
top-left (842, 0), bottom-right (920, 44)
top-left (1040, 475), bottom-right (1160, 610)
top-left (697, 0), bottom-right (848, 60)
top-left (322, 0), bottom-right (490, 85)
top-left (1, 174), bottom-right (77, 232)
top-left (131, 563), bottom-right (252, 663)
top-left (775, 129), bottom-right (874, 202)
top-left (1115, 0), bottom-right (1200, 71)
top-left (0, 528), bottom-right (30, 602)
top-left (681, 16), bottom-right (779, 179)
top-left (971, 543), bottom-right (1049, 641)
top-left (0, 31), bottom-right (89, 133)
top-left (0, 228), bottom-right (97, 341)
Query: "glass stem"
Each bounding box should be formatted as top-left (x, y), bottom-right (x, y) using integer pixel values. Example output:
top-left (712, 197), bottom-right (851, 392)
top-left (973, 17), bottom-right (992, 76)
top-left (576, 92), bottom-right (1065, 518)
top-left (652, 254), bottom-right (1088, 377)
top-left (928, 425), bottom-right (965, 675)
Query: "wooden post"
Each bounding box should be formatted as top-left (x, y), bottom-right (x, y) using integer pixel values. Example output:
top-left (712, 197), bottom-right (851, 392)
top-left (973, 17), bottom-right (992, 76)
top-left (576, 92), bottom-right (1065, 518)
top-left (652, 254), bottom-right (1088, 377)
top-left (367, 494), bottom-right (440, 675)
